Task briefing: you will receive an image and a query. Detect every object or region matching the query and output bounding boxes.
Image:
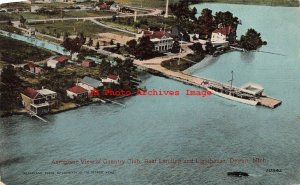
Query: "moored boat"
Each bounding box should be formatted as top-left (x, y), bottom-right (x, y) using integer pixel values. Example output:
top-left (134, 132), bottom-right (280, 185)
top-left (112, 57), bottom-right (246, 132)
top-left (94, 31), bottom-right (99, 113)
top-left (202, 71), bottom-right (264, 106)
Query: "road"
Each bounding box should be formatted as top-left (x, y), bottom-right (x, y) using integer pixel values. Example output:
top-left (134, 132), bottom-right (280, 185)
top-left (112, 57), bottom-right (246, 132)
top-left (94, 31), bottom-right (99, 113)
top-left (24, 9), bottom-right (162, 24)
top-left (89, 19), bottom-right (136, 36)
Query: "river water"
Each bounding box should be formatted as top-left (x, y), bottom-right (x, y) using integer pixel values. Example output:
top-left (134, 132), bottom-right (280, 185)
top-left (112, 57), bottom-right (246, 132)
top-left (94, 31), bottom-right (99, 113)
top-left (1, 3), bottom-right (300, 185)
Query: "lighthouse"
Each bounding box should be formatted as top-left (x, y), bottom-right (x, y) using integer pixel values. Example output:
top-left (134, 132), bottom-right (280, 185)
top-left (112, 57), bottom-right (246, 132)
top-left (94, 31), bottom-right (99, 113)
top-left (164, 0), bottom-right (169, 18)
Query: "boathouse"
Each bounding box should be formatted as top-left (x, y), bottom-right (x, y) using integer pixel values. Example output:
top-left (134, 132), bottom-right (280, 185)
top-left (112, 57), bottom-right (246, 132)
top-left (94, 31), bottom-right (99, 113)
top-left (20, 87), bottom-right (49, 115)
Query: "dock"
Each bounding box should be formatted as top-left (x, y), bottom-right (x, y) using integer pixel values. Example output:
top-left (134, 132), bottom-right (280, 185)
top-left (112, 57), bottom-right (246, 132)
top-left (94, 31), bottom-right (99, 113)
top-left (28, 110), bottom-right (48, 122)
top-left (257, 96), bottom-right (282, 109)
top-left (134, 58), bottom-right (282, 109)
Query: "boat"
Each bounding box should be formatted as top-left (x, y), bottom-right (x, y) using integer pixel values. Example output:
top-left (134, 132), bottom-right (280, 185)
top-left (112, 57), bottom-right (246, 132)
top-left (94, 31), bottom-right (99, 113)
top-left (203, 71), bottom-right (264, 106)
top-left (227, 171), bottom-right (249, 177)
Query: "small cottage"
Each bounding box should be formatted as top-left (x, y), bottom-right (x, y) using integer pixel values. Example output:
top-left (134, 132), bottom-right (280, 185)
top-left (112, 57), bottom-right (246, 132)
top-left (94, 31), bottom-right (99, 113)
top-left (66, 85), bottom-right (88, 99)
top-left (47, 56), bottom-right (68, 69)
top-left (77, 76), bottom-right (103, 97)
top-left (81, 59), bottom-right (95, 68)
top-left (102, 74), bottom-right (120, 85)
top-left (23, 62), bottom-right (43, 75)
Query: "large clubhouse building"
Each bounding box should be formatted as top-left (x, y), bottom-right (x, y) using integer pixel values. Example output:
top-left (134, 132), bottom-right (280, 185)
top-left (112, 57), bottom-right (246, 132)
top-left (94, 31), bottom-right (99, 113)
top-left (136, 30), bottom-right (174, 53)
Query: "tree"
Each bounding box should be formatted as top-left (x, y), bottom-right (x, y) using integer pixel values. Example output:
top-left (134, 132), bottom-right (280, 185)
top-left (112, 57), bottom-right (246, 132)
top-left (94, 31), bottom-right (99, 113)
top-left (99, 58), bottom-right (111, 76)
top-left (239, 28), bottom-right (266, 50)
top-left (95, 41), bottom-right (100, 50)
top-left (169, 1), bottom-right (196, 22)
top-left (63, 32), bottom-right (69, 41)
top-left (171, 40), bottom-right (181, 53)
top-left (135, 36), bottom-right (155, 60)
top-left (19, 15), bottom-right (26, 27)
top-left (126, 39), bottom-right (137, 54)
top-left (7, 19), bottom-right (13, 26)
top-left (197, 8), bottom-right (215, 36)
top-left (78, 32), bottom-right (86, 45)
top-left (116, 43), bottom-right (121, 50)
top-left (62, 37), bottom-right (83, 54)
top-left (56, 32), bottom-right (61, 38)
top-left (112, 15), bottom-right (116, 22)
top-left (110, 39), bottom-right (114, 45)
top-left (87, 38), bottom-right (93, 46)
top-left (214, 11), bottom-right (239, 27)
top-left (205, 42), bottom-right (215, 55)
top-left (191, 43), bottom-right (203, 55)
top-left (0, 65), bottom-right (22, 112)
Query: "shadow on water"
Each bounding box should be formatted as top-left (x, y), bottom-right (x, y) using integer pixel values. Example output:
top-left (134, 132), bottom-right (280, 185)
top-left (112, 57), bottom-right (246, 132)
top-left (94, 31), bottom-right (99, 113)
top-left (240, 51), bottom-right (255, 63)
top-left (0, 157), bottom-right (25, 167)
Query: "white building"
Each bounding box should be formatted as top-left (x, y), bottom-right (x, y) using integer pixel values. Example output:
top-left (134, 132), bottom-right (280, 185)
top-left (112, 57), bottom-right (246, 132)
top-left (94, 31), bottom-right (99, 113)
top-left (211, 25), bottom-right (235, 47)
top-left (102, 74), bottom-right (120, 85)
top-left (110, 4), bottom-right (120, 12)
top-left (47, 56), bottom-right (68, 69)
top-left (136, 30), bottom-right (173, 53)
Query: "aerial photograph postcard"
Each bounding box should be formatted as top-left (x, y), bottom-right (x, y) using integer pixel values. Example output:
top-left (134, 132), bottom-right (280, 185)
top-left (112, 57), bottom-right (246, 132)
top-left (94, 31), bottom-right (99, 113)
top-left (0, 0), bottom-right (299, 184)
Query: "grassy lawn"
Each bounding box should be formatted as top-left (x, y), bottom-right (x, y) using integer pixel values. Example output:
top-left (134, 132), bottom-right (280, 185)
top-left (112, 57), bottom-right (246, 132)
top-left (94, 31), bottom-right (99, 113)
top-left (28, 20), bottom-right (130, 39)
top-left (100, 19), bottom-right (137, 33)
top-left (115, 0), bottom-right (179, 8)
top-left (57, 64), bottom-right (101, 79)
top-left (0, 36), bottom-right (54, 64)
top-left (63, 10), bottom-right (116, 18)
top-left (161, 58), bottom-right (194, 72)
top-left (0, 11), bottom-right (116, 21)
top-left (0, 2), bottom-right (31, 9)
top-left (102, 15), bottom-right (177, 32)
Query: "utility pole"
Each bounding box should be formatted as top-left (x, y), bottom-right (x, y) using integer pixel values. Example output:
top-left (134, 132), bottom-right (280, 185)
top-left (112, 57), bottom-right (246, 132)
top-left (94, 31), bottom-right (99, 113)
top-left (134, 10), bottom-right (137, 22)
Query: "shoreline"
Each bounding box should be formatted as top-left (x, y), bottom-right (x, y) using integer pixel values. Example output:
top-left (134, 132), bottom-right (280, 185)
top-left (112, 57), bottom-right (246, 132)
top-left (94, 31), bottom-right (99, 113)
top-left (0, 94), bottom-right (135, 119)
top-left (198, 1), bottom-right (299, 7)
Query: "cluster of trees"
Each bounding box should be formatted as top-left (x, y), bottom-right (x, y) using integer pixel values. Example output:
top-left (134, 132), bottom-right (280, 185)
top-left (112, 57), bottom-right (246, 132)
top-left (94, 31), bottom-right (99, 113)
top-left (98, 57), bottom-right (137, 92)
top-left (0, 65), bottom-right (23, 112)
top-left (239, 29), bottom-right (267, 50)
top-left (62, 32), bottom-right (86, 54)
top-left (35, 8), bottom-right (62, 16)
top-left (189, 42), bottom-right (215, 55)
top-left (170, 2), bottom-right (239, 40)
top-left (126, 37), bottom-right (155, 60)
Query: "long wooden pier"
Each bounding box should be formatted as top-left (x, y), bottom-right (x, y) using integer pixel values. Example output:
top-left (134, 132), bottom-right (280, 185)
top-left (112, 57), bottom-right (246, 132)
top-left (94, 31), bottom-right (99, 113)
top-left (28, 110), bottom-right (48, 122)
top-left (134, 59), bottom-right (282, 109)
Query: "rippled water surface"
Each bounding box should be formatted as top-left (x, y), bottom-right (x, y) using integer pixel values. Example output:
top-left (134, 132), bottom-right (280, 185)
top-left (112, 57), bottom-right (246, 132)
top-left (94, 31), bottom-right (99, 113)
top-left (1, 3), bottom-right (300, 185)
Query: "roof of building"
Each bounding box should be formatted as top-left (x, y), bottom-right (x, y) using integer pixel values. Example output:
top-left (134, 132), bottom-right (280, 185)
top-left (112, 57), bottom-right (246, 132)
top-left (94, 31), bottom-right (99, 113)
top-left (22, 87), bottom-right (39, 99)
top-left (53, 56), bottom-right (68, 63)
top-left (213, 26), bottom-right (235, 36)
top-left (81, 76), bottom-right (103, 88)
top-left (98, 3), bottom-right (109, 8)
top-left (67, 85), bottom-right (88, 94)
top-left (25, 62), bottom-right (38, 68)
top-left (240, 82), bottom-right (264, 95)
top-left (82, 59), bottom-right (94, 64)
top-left (107, 74), bottom-right (119, 80)
top-left (142, 30), bottom-right (170, 39)
top-left (38, 88), bottom-right (56, 95)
